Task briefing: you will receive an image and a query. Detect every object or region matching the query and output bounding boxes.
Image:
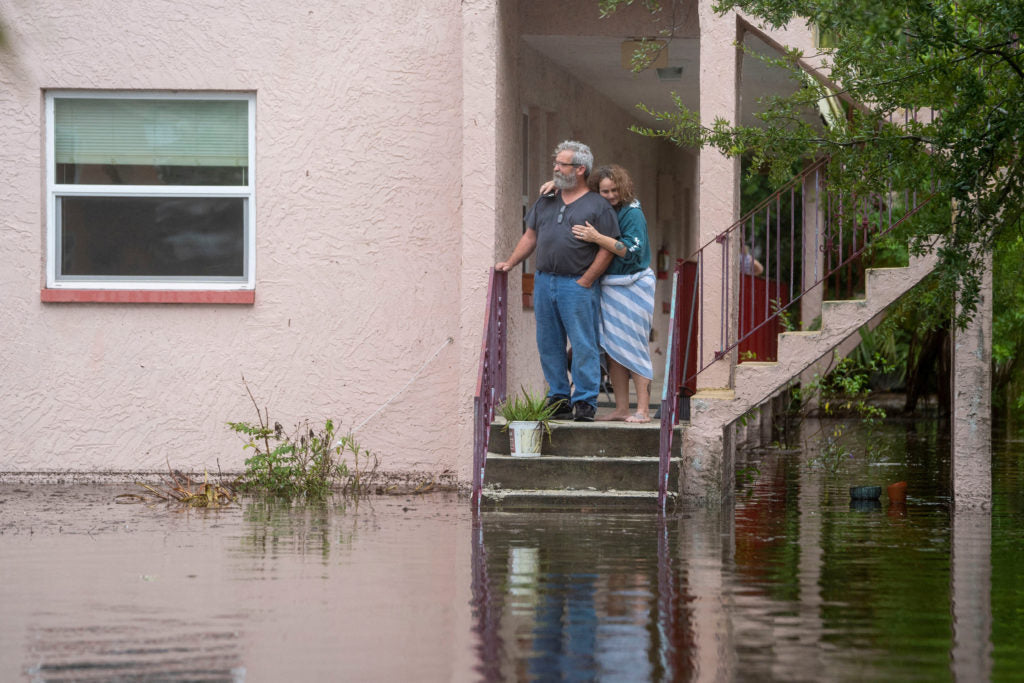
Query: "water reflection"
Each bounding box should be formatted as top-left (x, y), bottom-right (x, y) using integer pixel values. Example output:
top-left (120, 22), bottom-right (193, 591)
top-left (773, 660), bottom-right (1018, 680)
top-left (2, 422), bottom-right (1022, 680)
top-left (237, 498), bottom-right (359, 562)
top-left (26, 620), bottom-right (245, 682)
top-left (470, 420), bottom-right (1016, 681)
top-left (471, 513), bottom-right (701, 681)
top-left (951, 512), bottom-right (993, 681)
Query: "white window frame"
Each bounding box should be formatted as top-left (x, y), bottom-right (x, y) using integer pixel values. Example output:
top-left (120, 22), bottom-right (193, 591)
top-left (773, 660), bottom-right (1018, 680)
top-left (44, 90), bottom-right (256, 291)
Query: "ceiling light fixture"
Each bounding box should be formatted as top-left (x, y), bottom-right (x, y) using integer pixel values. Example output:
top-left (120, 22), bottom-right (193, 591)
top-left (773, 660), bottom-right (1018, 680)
top-left (656, 66), bottom-right (684, 81)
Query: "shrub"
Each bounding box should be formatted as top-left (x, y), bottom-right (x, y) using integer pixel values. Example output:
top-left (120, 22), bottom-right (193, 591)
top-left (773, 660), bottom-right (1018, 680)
top-left (229, 380), bottom-right (377, 500)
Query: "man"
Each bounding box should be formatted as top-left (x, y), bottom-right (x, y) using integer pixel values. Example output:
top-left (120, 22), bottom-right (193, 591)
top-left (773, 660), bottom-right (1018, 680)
top-left (496, 141), bottom-right (619, 422)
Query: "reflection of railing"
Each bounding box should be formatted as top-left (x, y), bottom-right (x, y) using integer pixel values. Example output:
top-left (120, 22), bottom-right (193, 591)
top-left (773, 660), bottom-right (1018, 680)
top-left (469, 513), bottom-right (695, 677)
top-left (657, 157), bottom-right (934, 509)
top-left (469, 517), bottom-right (502, 678)
top-left (472, 268), bottom-right (508, 509)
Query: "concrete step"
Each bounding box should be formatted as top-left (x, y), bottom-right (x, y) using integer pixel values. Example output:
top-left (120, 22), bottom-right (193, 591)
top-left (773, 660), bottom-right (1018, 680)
top-left (479, 488), bottom-right (675, 512)
top-left (488, 419), bottom-right (682, 458)
top-left (482, 419), bottom-right (684, 510)
top-left (705, 248), bottom-right (941, 426)
top-left (484, 454), bottom-right (681, 491)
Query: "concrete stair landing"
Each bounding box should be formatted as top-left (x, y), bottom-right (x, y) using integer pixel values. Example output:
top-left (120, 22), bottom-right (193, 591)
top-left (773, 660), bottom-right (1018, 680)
top-left (481, 419), bottom-right (683, 511)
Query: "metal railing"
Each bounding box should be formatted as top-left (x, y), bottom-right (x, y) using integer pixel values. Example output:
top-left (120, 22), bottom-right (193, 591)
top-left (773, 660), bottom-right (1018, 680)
top-left (657, 266), bottom-right (685, 510)
top-left (472, 268), bottom-right (508, 509)
top-left (657, 156), bottom-right (935, 509)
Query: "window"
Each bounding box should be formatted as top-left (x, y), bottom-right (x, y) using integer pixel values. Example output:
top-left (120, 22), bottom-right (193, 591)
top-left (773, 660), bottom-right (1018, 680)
top-left (44, 91), bottom-right (255, 302)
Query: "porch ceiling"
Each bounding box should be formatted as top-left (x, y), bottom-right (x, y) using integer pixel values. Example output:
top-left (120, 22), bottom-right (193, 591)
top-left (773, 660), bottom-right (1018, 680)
top-left (521, 33), bottom-right (819, 130)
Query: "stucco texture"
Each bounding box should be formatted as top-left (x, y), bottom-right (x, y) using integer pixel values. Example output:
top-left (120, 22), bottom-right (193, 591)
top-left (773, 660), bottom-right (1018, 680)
top-left (1, 0), bottom-right (827, 490)
top-left (0, 0), bottom-right (475, 478)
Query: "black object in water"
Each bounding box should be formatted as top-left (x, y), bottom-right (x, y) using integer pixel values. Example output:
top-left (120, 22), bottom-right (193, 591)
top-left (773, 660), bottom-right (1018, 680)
top-left (849, 485), bottom-right (882, 500)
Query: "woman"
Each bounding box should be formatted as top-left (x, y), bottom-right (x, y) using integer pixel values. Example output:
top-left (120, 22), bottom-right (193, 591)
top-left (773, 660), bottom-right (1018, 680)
top-left (544, 165), bottom-right (655, 422)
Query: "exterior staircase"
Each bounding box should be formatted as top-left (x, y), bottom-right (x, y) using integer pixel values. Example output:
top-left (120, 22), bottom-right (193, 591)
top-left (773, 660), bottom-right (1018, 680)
top-left (471, 159), bottom-right (944, 509)
top-left (680, 247), bottom-right (941, 502)
top-left (476, 245), bottom-right (940, 510)
top-left (480, 419), bottom-right (684, 511)
top-left (696, 248), bottom-right (939, 427)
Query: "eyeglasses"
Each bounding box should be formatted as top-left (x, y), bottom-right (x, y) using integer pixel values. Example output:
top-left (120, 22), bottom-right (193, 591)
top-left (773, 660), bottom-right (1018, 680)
top-left (553, 160), bottom-right (579, 169)
top-left (557, 205), bottom-right (566, 223)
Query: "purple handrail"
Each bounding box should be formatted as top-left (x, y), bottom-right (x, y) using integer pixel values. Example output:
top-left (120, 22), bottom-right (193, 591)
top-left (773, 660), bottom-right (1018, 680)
top-left (656, 156), bottom-right (935, 509)
top-left (472, 268), bottom-right (508, 510)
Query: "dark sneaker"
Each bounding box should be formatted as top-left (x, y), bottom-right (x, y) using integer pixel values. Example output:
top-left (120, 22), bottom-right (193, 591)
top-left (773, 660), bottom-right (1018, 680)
top-left (573, 402), bottom-right (596, 422)
top-left (545, 396), bottom-right (573, 420)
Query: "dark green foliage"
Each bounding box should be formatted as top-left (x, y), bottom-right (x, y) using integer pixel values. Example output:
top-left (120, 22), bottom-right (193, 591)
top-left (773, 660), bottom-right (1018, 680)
top-left (229, 418), bottom-right (359, 500)
top-left (229, 380), bottom-right (378, 500)
top-left (609, 0), bottom-right (1023, 329)
top-left (992, 229), bottom-right (1024, 425)
top-left (603, 0), bottom-right (1024, 418)
top-left (497, 386), bottom-right (562, 443)
top-left (779, 352), bottom-right (892, 470)
top-left (497, 386), bottom-right (561, 423)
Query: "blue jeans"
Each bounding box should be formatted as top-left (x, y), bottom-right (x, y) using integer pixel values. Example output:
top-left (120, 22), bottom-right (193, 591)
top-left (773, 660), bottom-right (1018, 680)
top-left (533, 271), bottom-right (602, 408)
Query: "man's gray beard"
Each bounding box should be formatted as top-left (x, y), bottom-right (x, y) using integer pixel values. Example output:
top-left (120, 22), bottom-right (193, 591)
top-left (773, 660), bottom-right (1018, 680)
top-left (552, 171), bottom-right (576, 191)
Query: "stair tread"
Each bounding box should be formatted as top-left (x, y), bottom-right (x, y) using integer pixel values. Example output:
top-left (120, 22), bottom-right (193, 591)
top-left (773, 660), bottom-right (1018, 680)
top-left (486, 454), bottom-right (681, 462)
top-left (691, 389), bottom-right (735, 400)
top-left (480, 488), bottom-right (677, 511)
top-left (493, 417), bottom-right (664, 430)
top-left (483, 488), bottom-right (667, 498)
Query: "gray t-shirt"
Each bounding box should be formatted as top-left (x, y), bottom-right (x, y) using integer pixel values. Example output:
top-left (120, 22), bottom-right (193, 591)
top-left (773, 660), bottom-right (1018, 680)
top-left (525, 191), bottom-right (620, 276)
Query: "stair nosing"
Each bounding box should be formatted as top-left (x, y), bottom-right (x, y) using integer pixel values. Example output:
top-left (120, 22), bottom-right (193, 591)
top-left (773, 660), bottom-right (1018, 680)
top-left (482, 488), bottom-right (669, 498)
top-left (485, 454), bottom-right (682, 462)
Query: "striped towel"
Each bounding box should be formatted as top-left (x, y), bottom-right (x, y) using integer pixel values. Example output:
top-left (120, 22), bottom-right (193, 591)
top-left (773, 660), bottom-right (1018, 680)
top-left (599, 267), bottom-right (656, 380)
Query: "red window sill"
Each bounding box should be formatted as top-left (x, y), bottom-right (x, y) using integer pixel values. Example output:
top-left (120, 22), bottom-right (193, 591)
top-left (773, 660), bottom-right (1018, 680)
top-left (41, 289), bottom-right (255, 304)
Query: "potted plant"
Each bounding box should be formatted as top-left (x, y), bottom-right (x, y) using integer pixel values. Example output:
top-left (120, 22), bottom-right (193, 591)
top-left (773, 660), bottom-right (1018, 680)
top-left (497, 386), bottom-right (561, 457)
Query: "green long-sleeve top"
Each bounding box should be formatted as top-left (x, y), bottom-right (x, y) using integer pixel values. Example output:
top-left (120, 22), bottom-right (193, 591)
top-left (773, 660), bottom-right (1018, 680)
top-left (604, 200), bottom-right (651, 276)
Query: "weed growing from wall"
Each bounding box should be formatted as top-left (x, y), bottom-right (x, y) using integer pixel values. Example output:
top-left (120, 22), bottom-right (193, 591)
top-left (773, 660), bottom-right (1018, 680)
top-left (228, 379), bottom-right (378, 500)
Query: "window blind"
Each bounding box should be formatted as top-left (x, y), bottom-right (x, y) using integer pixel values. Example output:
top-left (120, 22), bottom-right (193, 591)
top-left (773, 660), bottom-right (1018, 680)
top-left (55, 98), bottom-right (248, 167)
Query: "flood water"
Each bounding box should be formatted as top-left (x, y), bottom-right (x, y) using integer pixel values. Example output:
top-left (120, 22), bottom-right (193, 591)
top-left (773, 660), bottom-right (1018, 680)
top-left (2, 418), bottom-right (1023, 681)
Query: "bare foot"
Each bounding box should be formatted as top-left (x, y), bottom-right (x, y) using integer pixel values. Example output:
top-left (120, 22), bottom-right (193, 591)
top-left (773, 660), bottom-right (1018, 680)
top-left (596, 410), bottom-right (631, 422)
top-left (625, 412), bottom-right (651, 423)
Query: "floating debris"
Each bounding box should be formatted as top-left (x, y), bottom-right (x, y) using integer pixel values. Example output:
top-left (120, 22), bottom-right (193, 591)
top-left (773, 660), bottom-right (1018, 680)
top-left (849, 485), bottom-right (882, 500)
top-left (125, 462), bottom-right (237, 508)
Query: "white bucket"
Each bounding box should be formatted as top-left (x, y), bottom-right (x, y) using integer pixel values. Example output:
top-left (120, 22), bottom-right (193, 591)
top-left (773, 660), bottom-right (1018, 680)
top-left (508, 420), bottom-right (543, 458)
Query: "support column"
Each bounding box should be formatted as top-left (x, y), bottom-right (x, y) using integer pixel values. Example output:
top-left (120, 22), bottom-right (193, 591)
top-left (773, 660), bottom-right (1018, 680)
top-left (951, 259), bottom-right (992, 509)
top-left (681, 8), bottom-right (742, 505)
top-left (695, 8), bottom-right (741, 391)
top-left (759, 399), bottom-right (773, 446)
top-left (458, 0), bottom-right (515, 483)
top-left (734, 414), bottom-right (749, 447)
top-left (797, 167), bottom-right (827, 411)
top-left (800, 166), bottom-right (825, 330)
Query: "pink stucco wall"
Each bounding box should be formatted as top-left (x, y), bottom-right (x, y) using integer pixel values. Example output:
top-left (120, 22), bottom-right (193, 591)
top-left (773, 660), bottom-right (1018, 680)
top-left (1, 0), bottom-right (818, 484)
top-left (0, 0), bottom-right (476, 479)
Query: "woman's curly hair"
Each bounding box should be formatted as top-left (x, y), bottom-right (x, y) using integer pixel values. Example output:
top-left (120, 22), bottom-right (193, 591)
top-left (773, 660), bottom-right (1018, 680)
top-left (587, 164), bottom-right (636, 206)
